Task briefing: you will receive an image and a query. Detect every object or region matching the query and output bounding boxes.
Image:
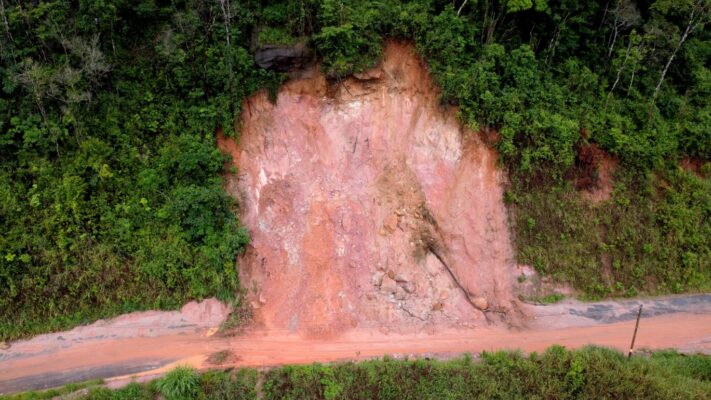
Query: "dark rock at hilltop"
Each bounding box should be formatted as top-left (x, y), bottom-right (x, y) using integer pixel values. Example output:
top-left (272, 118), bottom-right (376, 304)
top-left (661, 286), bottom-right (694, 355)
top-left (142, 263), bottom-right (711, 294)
top-left (255, 42), bottom-right (313, 72)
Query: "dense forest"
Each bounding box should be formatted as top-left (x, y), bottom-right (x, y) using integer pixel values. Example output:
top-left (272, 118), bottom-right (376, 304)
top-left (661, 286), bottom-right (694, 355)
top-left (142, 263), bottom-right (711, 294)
top-left (0, 0), bottom-right (709, 340)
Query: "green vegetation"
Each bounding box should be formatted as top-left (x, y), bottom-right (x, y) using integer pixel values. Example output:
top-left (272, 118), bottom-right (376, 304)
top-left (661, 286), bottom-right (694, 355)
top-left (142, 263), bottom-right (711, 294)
top-left (0, 379), bottom-right (103, 400)
top-left (0, 0), bottom-right (278, 341)
top-left (513, 169), bottom-right (711, 299)
top-left (4, 347), bottom-right (709, 399)
top-left (155, 366), bottom-right (202, 400)
top-left (1, 1), bottom-right (709, 339)
top-left (534, 292), bottom-right (566, 304)
top-left (261, 347), bottom-right (711, 399)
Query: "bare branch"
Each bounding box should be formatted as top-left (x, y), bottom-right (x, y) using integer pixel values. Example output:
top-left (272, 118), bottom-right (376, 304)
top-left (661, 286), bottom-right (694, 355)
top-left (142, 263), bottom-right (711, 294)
top-left (457, 0), bottom-right (469, 17)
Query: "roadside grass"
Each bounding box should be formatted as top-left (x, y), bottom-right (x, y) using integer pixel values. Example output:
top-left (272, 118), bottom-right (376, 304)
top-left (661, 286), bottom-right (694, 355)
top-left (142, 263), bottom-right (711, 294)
top-left (0, 379), bottom-right (103, 400)
top-left (155, 366), bottom-right (201, 400)
top-left (261, 348), bottom-right (711, 399)
top-left (532, 293), bottom-right (566, 304)
top-left (4, 347), bottom-right (709, 400)
top-left (510, 168), bottom-right (711, 300)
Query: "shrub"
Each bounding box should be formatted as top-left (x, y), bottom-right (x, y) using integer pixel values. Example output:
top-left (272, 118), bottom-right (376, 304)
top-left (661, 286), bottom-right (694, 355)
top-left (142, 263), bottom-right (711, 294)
top-left (155, 366), bottom-right (201, 400)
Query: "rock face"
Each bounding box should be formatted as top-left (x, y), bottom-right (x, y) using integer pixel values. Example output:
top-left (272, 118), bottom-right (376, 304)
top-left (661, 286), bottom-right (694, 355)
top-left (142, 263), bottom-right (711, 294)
top-left (219, 42), bottom-right (521, 338)
top-left (254, 42), bottom-right (313, 72)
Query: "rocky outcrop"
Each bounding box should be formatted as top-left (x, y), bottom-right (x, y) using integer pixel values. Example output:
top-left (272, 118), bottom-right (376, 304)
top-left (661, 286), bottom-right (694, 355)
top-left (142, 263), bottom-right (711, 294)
top-left (219, 42), bottom-right (522, 338)
top-left (254, 42), bottom-right (313, 72)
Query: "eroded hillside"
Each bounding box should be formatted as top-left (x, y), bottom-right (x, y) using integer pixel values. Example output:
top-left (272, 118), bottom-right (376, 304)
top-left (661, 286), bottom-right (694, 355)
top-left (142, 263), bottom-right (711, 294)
top-left (219, 43), bottom-right (523, 337)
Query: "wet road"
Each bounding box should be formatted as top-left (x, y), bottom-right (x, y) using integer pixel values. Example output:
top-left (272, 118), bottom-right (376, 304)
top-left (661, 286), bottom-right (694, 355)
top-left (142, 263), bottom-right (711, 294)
top-left (2, 294), bottom-right (710, 394)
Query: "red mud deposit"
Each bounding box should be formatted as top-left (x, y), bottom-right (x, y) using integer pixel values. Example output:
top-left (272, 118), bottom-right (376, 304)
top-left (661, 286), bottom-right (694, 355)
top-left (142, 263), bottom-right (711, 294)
top-left (218, 43), bottom-right (521, 338)
top-left (3, 299), bottom-right (229, 358)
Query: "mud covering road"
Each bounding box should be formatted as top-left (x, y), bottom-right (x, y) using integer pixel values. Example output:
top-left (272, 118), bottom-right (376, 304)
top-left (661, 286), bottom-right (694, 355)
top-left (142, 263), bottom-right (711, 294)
top-left (1, 295), bottom-right (710, 394)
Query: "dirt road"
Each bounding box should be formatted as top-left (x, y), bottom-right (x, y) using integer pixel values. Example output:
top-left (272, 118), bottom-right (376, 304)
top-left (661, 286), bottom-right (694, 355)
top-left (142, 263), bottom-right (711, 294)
top-left (1, 295), bottom-right (710, 394)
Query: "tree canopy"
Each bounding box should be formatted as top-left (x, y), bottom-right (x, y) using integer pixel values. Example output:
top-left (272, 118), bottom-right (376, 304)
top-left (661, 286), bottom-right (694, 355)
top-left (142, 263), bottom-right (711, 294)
top-left (1, 0), bottom-right (709, 340)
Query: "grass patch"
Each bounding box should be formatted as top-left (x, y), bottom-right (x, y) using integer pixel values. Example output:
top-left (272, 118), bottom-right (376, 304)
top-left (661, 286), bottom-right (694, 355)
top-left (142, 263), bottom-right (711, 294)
top-left (510, 168), bottom-right (711, 300)
top-left (0, 379), bottom-right (103, 400)
top-left (155, 366), bottom-right (201, 400)
top-left (261, 347), bottom-right (711, 399)
top-left (534, 293), bottom-right (566, 304)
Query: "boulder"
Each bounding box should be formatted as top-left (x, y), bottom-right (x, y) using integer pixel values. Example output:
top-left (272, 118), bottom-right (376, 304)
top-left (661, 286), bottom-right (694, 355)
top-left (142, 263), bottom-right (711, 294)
top-left (473, 297), bottom-right (488, 310)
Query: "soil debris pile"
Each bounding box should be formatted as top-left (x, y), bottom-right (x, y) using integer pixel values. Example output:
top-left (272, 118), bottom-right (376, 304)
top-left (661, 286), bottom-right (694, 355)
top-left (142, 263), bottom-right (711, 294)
top-left (219, 42), bottom-right (520, 338)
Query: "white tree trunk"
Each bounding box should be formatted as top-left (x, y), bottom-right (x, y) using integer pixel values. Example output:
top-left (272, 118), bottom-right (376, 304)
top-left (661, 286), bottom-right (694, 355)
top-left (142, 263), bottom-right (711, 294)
top-left (609, 38), bottom-right (632, 96)
top-left (457, 0), bottom-right (469, 16)
top-left (0, 0), bottom-right (12, 41)
top-left (627, 63), bottom-right (636, 95)
top-left (219, 0), bottom-right (231, 47)
top-left (608, 25), bottom-right (619, 58)
top-left (652, 7), bottom-right (702, 103)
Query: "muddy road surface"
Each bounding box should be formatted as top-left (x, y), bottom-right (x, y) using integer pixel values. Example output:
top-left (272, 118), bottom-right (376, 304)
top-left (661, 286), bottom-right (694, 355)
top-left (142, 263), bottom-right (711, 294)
top-left (1, 295), bottom-right (710, 394)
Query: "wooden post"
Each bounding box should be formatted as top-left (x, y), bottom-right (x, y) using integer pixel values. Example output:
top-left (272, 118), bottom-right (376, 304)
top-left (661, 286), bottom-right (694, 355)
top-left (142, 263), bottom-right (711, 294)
top-left (628, 304), bottom-right (643, 359)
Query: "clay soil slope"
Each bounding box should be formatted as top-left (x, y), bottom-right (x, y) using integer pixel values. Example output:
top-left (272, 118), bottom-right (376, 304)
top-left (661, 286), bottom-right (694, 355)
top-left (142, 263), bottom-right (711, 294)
top-left (218, 42), bottom-right (521, 338)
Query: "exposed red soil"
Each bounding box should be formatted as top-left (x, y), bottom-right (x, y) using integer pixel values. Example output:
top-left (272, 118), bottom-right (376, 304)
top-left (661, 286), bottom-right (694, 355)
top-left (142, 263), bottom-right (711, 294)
top-left (580, 151), bottom-right (618, 204)
top-left (218, 42), bottom-right (521, 338)
top-left (680, 157), bottom-right (707, 177)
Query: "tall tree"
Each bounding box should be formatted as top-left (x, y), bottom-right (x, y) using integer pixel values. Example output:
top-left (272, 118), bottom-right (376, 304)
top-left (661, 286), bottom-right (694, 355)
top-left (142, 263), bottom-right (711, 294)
top-left (606, 0), bottom-right (641, 59)
top-left (651, 0), bottom-right (710, 102)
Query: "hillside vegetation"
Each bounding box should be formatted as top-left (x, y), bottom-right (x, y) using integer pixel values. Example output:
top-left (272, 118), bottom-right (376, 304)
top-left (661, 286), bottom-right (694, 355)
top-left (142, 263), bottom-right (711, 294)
top-left (4, 347), bottom-right (711, 399)
top-left (1, 0), bottom-right (709, 340)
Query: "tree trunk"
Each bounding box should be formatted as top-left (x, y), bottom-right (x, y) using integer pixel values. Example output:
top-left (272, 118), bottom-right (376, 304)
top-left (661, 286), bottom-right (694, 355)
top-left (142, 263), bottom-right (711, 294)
top-left (457, 0), bottom-right (469, 16)
top-left (609, 37), bottom-right (632, 96)
top-left (607, 25), bottom-right (618, 58)
top-left (546, 12), bottom-right (570, 66)
top-left (219, 0), bottom-right (231, 47)
top-left (599, 0), bottom-right (611, 32)
top-left (652, 7), bottom-right (701, 103)
top-left (627, 63), bottom-right (636, 95)
top-left (0, 0), bottom-right (10, 40)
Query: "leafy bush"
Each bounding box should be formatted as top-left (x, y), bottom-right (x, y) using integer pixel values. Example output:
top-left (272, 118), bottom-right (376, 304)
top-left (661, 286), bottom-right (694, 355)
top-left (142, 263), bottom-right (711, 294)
top-left (313, 0), bottom-right (384, 78)
top-left (0, 0), bottom-right (276, 341)
top-left (199, 369), bottom-right (259, 400)
top-left (155, 366), bottom-right (201, 400)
